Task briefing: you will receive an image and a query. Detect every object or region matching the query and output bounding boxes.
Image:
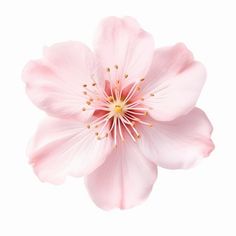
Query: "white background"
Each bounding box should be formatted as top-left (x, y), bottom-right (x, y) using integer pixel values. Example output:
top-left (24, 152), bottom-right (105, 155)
top-left (0, 0), bottom-right (235, 235)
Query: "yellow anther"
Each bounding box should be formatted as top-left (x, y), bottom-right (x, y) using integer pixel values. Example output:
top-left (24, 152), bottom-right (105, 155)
top-left (92, 83), bottom-right (96, 86)
top-left (83, 84), bottom-right (87, 87)
top-left (114, 105), bottom-right (122, 113)
top-left (137, 134), bottom-right (141, 138)
top-left (87, 124), bottom-right (91, 129)
top-left (89, 98), bottom-right (93, 102)
top-left (108, 96), bottom-right (114, 102)
top-left (148, 123), bottom-right (153, 127)
top-left (107, 67), bottom-right (110, 72)
top-left (140, 78), bottom-right (145, 82)
top-left (82, 107), bottom-right (86, 111)
top-left (150, 93), bottom-right (155, 96)
top-left (86, 101), bottom-right (91, 105)
top-left (97, 136), bottom-right (101, 140)
top-left (124, 74), bottom-right (128, 78)
top-left (136, 86), bottom-right (141, 91)
top-left (95, 132), bottom-right (99, 136)
top-left (144, 111), bottom-right (148, 116)
top-left (140, 98), bottom-right (145, 101)
top-left (114, 65), bottom-right (118, 69)
top-left (83, 91), bottom-right (87, 95)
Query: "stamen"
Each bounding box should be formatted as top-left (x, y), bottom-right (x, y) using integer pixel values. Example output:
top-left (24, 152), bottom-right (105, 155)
top-left (114, 117), bottom-right (117, 146)
top-left (97, 118), bottom-right (110, 137)
top-left (123, 80), bottom-right (144, 103)
top-left (107, 96), bottom-right (113, 103)
top-left (125, 113), bottom-right (153, 127)
top-left (122, 116), bottom-right (140, 137)
top-left (83, 86), bottom-right (99, 96)
top-left (108, 117), bottom-right (116, 133)
top-left (118, 117), bottom-right (124, 141)
top-left (109, 81), bottom-right (115, 98)
top-left (93, 82), bottom-right (110, 100)
top-left (136, 86), bottom-right (141, 91)
top-left (123, 83), bottom-right (138, 103)
top-left (88, 113), bottom-right (110, 127)
top-left (126, 110), bottom-right (147, 116)
top-left (120, 117), bottom-right (136, 142)
top-left (126, 100), bottom-right (142, 108)
top-left (84, 106), bottom-right (109, 111)
top-left (92, 117), bottom-right (109, 128)
top-left (127, 107), bottom-right (150, 111)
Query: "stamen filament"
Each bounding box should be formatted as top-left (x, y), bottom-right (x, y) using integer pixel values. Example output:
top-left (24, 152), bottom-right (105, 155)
top-left (120, 116), bottom-right (136, 142)
top-left (89, 113), bottom-right (109, 126)
top-left (125, 113), bottom-right (152, 127)
top-left (118, 117), bottom-right (124, 141)
top-left (123, 82), bottom-right (138, 103)
top-left (122, 116), bottom-right (140, 137)
top-left (127, 107), bottom-right (150, 111)
top-left (114, 116), bottom-right (117, 146)
top-left (97, 117), bottom-right (111, 137)
top-left (126, 110), bottom-right (147, 116)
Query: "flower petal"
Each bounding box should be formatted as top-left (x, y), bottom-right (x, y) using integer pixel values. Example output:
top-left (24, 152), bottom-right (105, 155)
top-left (22, 42), bottom-right (97, 121)
top-left (94, 16), bottom-right (154, 86)
top-left (28, 118), bottom-right (112, 184)
top-left (137, 108), bottom-right (214, 169)
top-left (142, 43), bottom-right (206, 121)
top-left (85, 138), bottom-right (157, 210)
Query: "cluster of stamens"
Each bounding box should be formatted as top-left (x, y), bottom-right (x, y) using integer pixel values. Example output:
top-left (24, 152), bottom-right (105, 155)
top-left (81, 65), bottom-right (153, 146)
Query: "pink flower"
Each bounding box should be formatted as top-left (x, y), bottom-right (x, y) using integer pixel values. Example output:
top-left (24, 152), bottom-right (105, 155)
top-left (22, 16), bottom-right (214, 210)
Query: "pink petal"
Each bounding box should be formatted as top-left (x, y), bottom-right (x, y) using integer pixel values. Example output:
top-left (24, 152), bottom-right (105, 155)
top-left (29, 118), bottom-right (112, 184)
top-left (94, 16), bottom-right (154, 87)
top-left (137, 108), bottom-right (214, 169)
top-left (142, 43), bottom-right (206, 121)
top-left (85, 138), bottom-right (157, 210)
top-left (22, 42), bottom-right (96, 121)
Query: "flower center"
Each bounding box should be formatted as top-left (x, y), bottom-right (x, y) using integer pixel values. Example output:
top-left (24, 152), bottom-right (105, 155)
top-left (114, 104), bottom-right (122, 114)
top-left (81, 65), bottom-right (153, 146)
top-left (111, 99), bottom-right (126, 116)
